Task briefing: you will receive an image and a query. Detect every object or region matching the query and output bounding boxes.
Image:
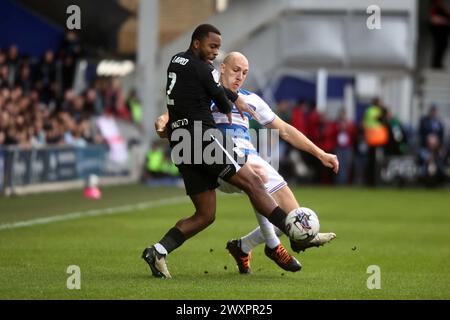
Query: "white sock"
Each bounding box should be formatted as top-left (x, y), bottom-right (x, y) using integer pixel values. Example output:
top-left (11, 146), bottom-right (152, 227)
top-left (154, 243), bottom-right (168, 255)
top-left (274, 226), bottom-right (284, 237)
top-left (255, 211), bottom-right (281, 249)
top-left (240, 227), bottom-right (265, 254)
top-left (240, 210), bottom-right (281, 253)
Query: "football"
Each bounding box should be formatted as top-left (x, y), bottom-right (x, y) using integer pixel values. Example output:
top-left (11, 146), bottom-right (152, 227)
top-left (285, 207), bottom-right (320, 241)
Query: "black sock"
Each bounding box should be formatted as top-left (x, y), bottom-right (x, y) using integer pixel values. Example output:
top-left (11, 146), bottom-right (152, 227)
top-left (268, 206), bottom-right (288, 234)
top-left (159, 227), bottom-right (186, 254)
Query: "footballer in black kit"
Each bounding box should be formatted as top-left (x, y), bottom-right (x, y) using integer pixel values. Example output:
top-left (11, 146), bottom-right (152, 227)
top-left (166, 48), bottom-right (247, 196)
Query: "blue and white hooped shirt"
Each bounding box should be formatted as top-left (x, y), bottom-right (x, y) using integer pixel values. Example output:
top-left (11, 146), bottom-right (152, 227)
top-left (211, 89), bottom-right (276, 154)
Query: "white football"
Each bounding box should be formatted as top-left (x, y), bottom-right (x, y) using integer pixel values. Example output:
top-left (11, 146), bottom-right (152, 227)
top-left (285, 207), bottom-right (320, 241)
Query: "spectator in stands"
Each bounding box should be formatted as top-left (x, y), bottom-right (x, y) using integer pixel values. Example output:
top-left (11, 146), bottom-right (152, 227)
top-left (84, 88), bottom-right (103, 116)
top-left (0, 98), bottom-right (7, 146)
top-left (306, 101), bottom-right (320, 144)
top-left (0, 50), bottom-right (6, 66)
top-left (290, 99), bottom-right (307, 134)
top-left (70, 95), bottom-right (87, 123)
top-left (57, 31), bottom-right (83, 92)
top-left (44, 115), bottom-right (64, 145)
top-left (0, 65), bottom-right (10, 88)
top-left (29, 89), bottom-right (40, 105)
top-left (418, 133), bottom-right (448, 186)
top-left (273, 100), bottom-right (292, 160)
top-left (104, 78), bottom-right (130, 121)
top-left (429, 0), bottom-right (450, 69)
top-left (60, 88), bottom-right (74, 111)
top-left (15, 65), bottom-right (33, 94)
top-left (352, 122), bottom-right (369, 186)
top-left (61, 53), bottom-right (76, 92)
top-left (317, 112), bottom-right (338, 184)
top-left (36, 50), bottom-right (57, 104)
top-left (93, 79), bottom-right (107, 110)
top-left (61, 31), bottom-right (83, 60)
top-left (0, 50), bottom-right (8, 86)
top-left (304, 102), bottom-right (321, 183)
top-left (126, 89), bottom-right (143, 128)
top-left (334, 108), bottom-right (357, 185)
top-left (10, 86), bottom-right (23, 103)
top-left (319, 113), bottom-right (337, 155)
top-left (79, 118), bottom-right (103, 145)
top-left (30, 118), bottom-right (46, 147)
top-left (3, 126), bottom-right (16, 145)
top-left (363, 98), bottom-right (389, 186)
top-left (419, 105), bottom-right (445, 147)
top-left (65, 123), bottom-right (88, 148)
top-left (268, 100), bottom-right (294, 181)
top-left (276, 99), bottom-right (291, 123)
top-left (385, 108), bottom-right (409, 156)
top-left (60, 110), bottom-right (77, 145)
top-left (6, 45), bottom-right (20, 85)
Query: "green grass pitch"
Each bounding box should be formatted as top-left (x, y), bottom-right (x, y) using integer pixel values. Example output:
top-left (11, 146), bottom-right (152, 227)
top-left (0, 184), bottom-right (449, 299)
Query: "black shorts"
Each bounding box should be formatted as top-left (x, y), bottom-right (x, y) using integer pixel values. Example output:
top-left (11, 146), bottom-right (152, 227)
top-left (171, 129), bottom-right (247, 195)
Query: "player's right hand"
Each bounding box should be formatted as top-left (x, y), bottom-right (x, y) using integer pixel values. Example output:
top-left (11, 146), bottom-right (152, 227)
top-left (319, 152), bottom-right (339, 174)
top-left (155, 112), bottom-right (169, 139)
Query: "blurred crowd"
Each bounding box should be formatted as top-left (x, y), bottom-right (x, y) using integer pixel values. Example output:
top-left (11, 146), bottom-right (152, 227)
top-left (0, 31), bottom-right (142, 149)
top-left (268, 98), bottom-right (449, 187)
top-left (2, 28), bottom-right (449, 187)
top-left (144, 96), bottom-right (449, 188)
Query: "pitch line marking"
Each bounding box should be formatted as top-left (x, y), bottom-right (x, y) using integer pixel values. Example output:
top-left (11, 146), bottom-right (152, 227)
top-left (0, 196), bottom-right (190, 231)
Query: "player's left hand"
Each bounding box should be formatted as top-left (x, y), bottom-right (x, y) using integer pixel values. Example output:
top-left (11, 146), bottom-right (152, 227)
top-left (319, 152), bottom-right (339, 174)
top-left (212, 106), bottom-right (233, 124)
top-left (234, 96), bottom-right (258, 120)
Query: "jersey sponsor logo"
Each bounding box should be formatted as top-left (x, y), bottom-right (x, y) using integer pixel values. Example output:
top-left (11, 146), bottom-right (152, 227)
top-left (170, 118), bottom-right (189, 130)
top-left (171, 56), bottom-right (189, 65)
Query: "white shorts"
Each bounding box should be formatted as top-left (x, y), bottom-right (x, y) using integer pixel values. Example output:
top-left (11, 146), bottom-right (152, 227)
top-left (218, 153), bottom-right (287, 195)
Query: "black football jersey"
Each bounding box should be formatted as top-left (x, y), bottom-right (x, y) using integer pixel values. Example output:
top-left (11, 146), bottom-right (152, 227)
top-left (165, 49), bottom-right (232, 133)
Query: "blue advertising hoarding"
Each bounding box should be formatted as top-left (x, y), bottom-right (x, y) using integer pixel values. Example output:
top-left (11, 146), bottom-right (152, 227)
top-left (76, 145), bottom-right (107, 178)
top-left (1, 145), bottom-right (128, 192)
